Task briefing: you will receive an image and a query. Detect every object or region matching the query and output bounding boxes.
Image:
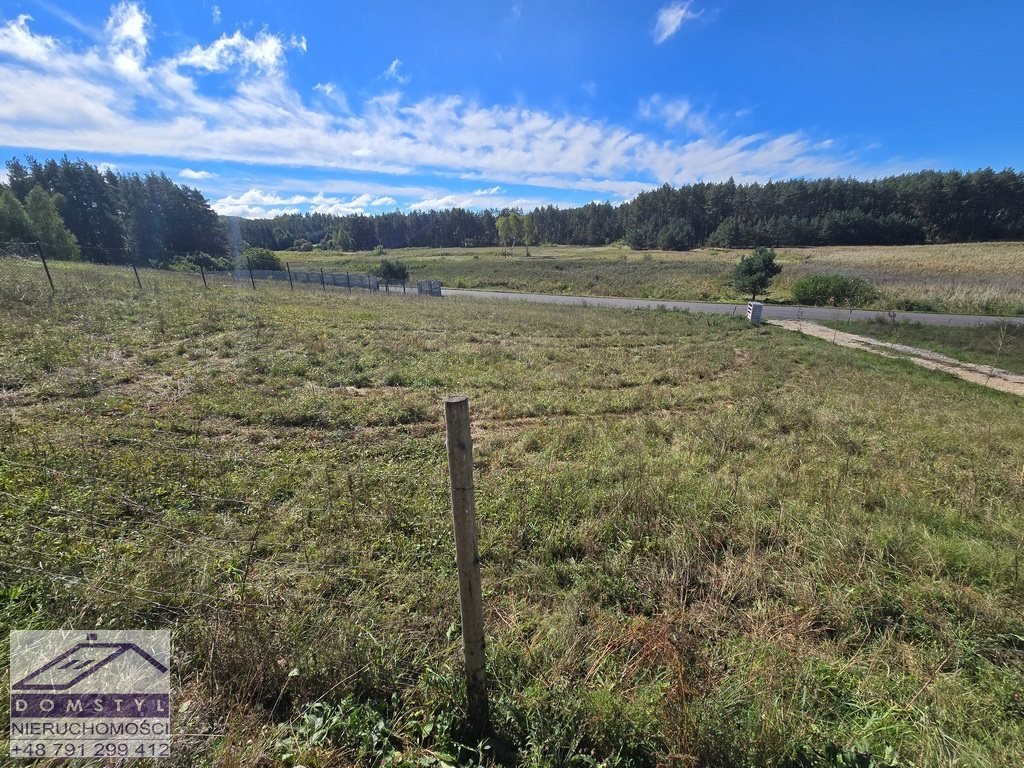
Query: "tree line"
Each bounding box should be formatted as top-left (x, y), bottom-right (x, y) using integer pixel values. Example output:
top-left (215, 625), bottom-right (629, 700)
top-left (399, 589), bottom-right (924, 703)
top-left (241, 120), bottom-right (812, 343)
top-left (239, 169), bottom-right (1024, 252)
top-left (3, 157), bottom-right (1023, 262)
top-left (1, 156), bottom-right (227, 265)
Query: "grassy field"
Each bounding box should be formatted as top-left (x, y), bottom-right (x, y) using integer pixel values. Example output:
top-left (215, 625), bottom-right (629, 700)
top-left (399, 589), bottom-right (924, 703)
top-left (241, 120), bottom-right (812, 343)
top-left (287, 241), bottom-right (1024, 316)
top-left (2, 274), bottom-right (1024, 766)
top-left (817, 319), bottom-right (1024, 376)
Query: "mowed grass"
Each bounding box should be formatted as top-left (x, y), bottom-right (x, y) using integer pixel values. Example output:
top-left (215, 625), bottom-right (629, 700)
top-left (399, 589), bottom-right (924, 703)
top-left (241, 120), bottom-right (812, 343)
top-left (2, 274), bottom-right (1024, 767)
top-left (818, 318), bottom-right (1024, 376)
top-left (289, 241), bottom-right (1024, 316)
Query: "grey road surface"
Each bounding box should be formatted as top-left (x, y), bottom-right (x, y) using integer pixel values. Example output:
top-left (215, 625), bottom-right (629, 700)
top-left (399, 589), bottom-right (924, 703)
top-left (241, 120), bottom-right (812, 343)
top-left (442, 288), bottom-right (1024, 328)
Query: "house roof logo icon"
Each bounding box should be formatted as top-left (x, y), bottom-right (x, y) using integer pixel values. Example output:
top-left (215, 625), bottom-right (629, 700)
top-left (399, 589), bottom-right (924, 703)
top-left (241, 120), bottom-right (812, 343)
top-left (11, 633), bottom-right (168, 692)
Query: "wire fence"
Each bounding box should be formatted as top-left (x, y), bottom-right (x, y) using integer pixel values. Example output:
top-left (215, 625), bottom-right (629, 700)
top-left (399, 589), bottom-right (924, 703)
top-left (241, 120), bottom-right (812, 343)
top-left (0, 241), bottom-right (444, 302)
top-left (0, 239), bottom-right (459, 631)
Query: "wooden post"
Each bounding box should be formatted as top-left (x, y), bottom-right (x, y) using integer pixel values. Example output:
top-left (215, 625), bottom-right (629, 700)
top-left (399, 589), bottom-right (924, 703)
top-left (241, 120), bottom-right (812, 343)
top-left (246, 255), bottom-right (256, 290)
top-left (385, 279), bottom-right (390, 295)
top-left (130, 255), bottom-right (143, 289)
top-left (286, 262), bottom-right (294, 291)
top-left (36, 244), bottom-right (55, 293)
top-left (199, 265), bottom-right (208, 289)
top-left (443, 396), bottom-right (489, 736)
top-left (320, 267), bottom-right (327, 295)
top-left (402, 280), bottom-right (406, 295)
top-left (346, 272), bottom-right (351, 292)
top-left (367, 273), bottom-right (372, 292)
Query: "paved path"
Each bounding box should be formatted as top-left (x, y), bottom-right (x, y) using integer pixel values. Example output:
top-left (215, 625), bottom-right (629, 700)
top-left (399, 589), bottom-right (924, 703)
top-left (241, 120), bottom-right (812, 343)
top-left (443, 288), bottom-right (1024, 328)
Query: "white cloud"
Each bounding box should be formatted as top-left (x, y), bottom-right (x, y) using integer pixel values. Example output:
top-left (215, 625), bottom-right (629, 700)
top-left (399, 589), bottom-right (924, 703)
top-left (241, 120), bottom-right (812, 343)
top-left (0, 167), bottom-right (8, 185)
top-left (212, 188), bottom-right (401, 217)
top-left (383, 58), bottom-right (408, 83)
top-left (653, 2), bottom-right (699, 45)
top-left (472, 185), bottom-right (502, 195)
top-left (97, 162), bottom-right (117, 174)
top-left (408, 192), bottom-right (544, 211)
top-left (639, 95), bottom-right (711, 136)
top-left (313, 81), bottom-right (349, 112)
top-left (0, 6), bottom-right (897, 214)
top-left (180, 167), bottom-right (215, 179)
top-left (105, 1), bottom-right (150, 80)
top-left (174, 29), bottom-right (298, 73)
top-left (211, 5), bottom-right (221, 25)
top-left (0, 15), bottom-right (60, 63)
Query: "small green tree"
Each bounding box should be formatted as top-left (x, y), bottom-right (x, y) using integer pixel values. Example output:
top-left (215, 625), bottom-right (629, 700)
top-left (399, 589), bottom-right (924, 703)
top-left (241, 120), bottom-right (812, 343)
top-left (495, 215), bottom-right (512, 254)
top-left (0, 187), bottom-right (36, 243)
top-left (733, 246), bottom-right (781, 300)
top-left (523, 214), bottom-right (537, 256)
top-left (24, 186), bottom-right (80, 260)
top-left (509, 213), bottom-right (526, 255)
top-left (374, 258), bottom-right (409, 281)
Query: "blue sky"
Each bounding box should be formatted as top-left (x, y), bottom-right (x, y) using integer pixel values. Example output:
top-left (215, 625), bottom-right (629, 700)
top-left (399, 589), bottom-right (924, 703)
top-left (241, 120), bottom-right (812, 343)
top-left (0, 1), bottom-right (1021, 217)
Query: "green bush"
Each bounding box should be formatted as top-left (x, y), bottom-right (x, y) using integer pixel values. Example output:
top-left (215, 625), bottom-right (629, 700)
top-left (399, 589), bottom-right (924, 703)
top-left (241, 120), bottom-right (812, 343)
top-left (791, 273), bottom-right (878, 307)
top-left (374, 258), bottom-right (409, 281)
top-left (243, 246), bottom-right (283, 270)
top-left (167, 252), bottom-right (232, 272)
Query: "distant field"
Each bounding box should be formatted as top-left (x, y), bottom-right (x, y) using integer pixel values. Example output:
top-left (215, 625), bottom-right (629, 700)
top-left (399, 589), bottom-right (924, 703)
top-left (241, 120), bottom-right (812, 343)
top-left (285, 241), bottom-right (1024, 316)
top-left (2, 270), bottom-right (1023, 766)
top-left (818, 318), bottom-right (1024, 376)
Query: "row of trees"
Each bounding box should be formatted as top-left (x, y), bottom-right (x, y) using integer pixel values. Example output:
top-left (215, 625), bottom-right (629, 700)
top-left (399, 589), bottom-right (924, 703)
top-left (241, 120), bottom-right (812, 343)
top-left (4, 157), bottom-right (1022, 260)
top-left (2, 156), bottom-right (228, 264)
top-left (238, 168), bottom-right (1024, 252)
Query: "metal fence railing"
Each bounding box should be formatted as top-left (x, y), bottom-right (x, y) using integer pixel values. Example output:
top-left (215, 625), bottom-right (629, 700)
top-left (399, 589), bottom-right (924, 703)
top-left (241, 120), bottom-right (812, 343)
top-left (0, 243), bottom-right (442, 303)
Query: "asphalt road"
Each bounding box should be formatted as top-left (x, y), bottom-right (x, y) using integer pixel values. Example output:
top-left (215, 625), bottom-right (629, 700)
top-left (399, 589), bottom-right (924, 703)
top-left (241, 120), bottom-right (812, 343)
top-left (442, 288), bottom-right (1024, 328)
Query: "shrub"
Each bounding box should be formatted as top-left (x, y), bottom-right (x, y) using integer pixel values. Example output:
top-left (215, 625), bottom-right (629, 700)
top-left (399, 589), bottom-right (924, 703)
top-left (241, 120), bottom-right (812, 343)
top-left (374, 258), bottom-right (409, 281)
top-left (242, 246), bottom-right (283, 270)
top-left (791, 273), bottom-right (878, 307)
top-left (168, 252), bottom-right (232, 272)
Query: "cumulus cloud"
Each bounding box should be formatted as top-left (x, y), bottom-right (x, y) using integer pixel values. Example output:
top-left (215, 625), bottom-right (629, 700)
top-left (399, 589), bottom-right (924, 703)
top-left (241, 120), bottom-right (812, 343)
top-left (0, 15), bottom-right (60, 63)
top-left (653, 1), bottom-right (700, 45)
top-left (174, 29), bottom-right (300, 73)
top-left (0, 5), bottom-right (890, 213)
top-left (408, 192), bottom-right (544, 211)
top-left (180, 167), bottom-right (215, 179)
top-left (105, 1), bottom-right (150, 80)
top-left (212, 188), bottom-right (401, 217)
